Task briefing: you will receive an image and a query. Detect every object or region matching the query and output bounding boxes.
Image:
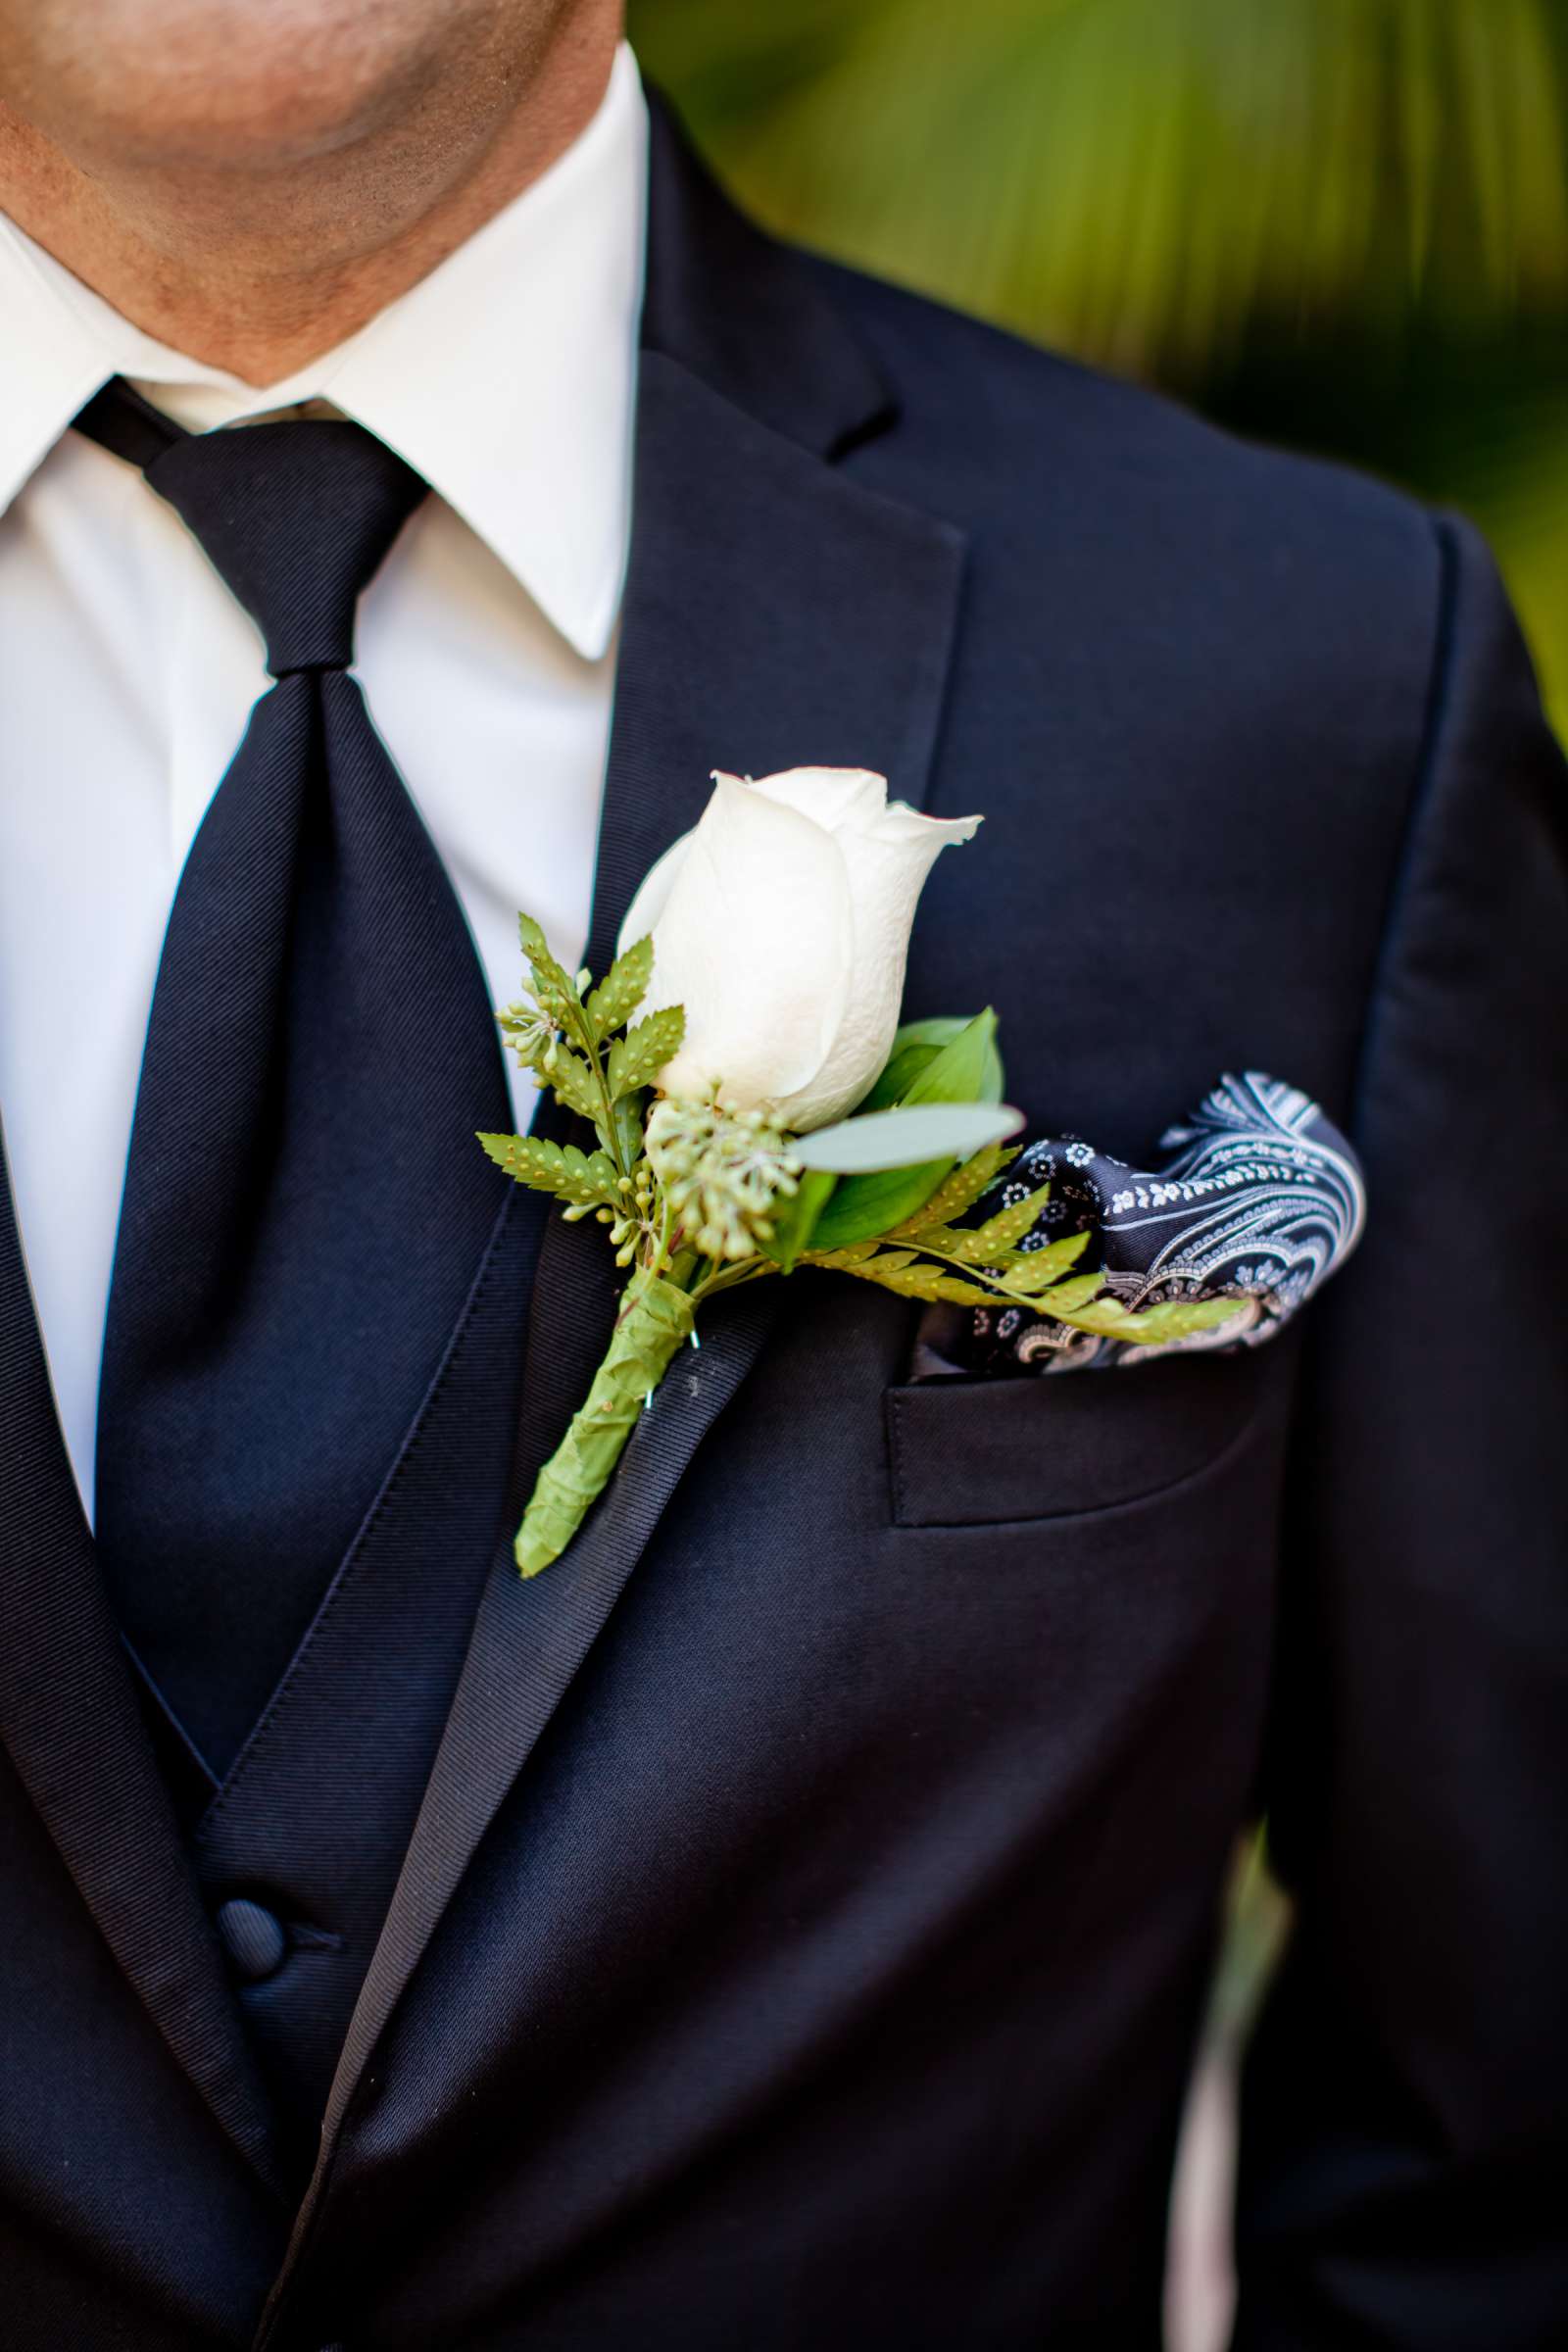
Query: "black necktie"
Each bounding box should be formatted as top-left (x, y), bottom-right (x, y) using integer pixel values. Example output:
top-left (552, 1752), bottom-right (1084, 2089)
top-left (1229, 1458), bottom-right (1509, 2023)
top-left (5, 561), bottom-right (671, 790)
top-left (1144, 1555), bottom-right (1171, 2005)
top-left (74, 380), bottom-right (512, 1774)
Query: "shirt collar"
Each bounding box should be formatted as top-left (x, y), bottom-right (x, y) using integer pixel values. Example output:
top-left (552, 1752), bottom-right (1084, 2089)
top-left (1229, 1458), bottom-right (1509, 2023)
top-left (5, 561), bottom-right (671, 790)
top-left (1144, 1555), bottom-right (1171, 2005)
top-left (0, 41), bottom-right (647, 662)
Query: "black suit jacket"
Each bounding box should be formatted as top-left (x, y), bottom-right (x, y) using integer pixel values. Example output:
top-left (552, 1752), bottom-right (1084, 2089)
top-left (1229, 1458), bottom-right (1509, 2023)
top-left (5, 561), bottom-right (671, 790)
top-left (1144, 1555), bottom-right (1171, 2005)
top-left (2, 101), bottom-right (1564, 2351)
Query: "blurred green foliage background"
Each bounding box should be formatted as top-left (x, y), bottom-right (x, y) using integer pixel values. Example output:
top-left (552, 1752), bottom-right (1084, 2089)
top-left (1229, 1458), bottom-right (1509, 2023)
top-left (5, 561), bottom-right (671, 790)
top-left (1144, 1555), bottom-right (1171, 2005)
top-left (629, 0), bottom-right (1568, 735)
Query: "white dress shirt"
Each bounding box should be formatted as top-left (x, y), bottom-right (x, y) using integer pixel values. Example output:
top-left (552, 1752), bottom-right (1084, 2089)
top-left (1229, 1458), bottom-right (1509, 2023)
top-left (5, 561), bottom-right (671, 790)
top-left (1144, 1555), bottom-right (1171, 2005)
top-left (0, 42), bottom-right (647, 1520)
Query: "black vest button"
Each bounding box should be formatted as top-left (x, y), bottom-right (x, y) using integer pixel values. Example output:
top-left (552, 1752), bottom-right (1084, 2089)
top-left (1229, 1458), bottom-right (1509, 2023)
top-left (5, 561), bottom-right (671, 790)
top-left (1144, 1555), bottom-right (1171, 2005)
top-left (215, 1897), bottom-right (287, 1982)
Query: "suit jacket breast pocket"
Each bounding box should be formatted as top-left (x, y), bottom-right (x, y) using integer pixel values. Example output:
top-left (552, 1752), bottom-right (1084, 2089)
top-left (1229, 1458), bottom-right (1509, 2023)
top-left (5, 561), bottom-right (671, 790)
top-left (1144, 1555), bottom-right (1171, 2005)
top-left (885, 1348), bottom-right (1272, 1528)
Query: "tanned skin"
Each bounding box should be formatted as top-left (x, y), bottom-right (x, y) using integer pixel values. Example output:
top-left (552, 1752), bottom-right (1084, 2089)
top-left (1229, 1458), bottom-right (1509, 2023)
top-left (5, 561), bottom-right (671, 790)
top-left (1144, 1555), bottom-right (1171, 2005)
top-left (0, 0), bottom-right (623, 383)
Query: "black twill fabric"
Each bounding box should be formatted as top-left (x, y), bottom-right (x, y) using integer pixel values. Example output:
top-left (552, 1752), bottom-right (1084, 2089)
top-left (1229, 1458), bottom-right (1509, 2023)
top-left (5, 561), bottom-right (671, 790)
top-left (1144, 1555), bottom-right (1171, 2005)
top-left (75, 381), bottom-right (512, 1774)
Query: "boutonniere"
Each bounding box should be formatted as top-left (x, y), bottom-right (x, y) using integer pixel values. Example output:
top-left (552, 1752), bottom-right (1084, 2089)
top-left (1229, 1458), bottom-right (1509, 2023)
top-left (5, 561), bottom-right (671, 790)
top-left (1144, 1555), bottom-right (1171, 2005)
top-left (481, 767), bottom-right (1236, 1575)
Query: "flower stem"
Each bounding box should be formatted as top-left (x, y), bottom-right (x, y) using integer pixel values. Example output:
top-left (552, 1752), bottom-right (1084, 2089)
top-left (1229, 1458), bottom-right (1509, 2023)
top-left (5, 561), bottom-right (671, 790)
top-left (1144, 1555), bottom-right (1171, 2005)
top-left (514, 1266), bottom-right (696, 1577)
top-left (690, 1255), bottom-right (778, 1304)
top-left (581, 1026), bottom-right (630, 1186)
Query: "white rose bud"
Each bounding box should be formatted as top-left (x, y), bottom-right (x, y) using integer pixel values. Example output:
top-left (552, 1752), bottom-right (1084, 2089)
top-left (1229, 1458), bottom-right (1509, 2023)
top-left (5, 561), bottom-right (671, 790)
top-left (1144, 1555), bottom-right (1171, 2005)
top-left (617, 767), bottom-right (981, 1133)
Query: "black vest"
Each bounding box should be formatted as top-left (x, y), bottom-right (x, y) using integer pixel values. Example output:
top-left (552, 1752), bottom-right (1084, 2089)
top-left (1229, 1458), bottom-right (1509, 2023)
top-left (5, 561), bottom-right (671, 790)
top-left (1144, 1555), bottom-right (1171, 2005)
top-left (130, 1185), bottom-right (546, 2179)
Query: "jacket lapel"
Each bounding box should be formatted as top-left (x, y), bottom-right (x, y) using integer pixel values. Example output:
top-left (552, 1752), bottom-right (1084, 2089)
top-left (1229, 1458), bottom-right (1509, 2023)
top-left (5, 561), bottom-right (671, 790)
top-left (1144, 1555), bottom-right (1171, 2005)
top-left (302, 101), bottom-right (966, 2204)
top-left (0, 1136), bottom-right (282, 2194)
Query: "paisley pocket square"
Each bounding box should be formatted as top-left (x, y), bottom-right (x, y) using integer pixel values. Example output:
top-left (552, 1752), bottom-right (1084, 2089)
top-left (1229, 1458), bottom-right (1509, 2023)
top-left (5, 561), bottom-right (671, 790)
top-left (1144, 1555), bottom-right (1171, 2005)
top-left (914, 1072), bottom-right (1366, 1379)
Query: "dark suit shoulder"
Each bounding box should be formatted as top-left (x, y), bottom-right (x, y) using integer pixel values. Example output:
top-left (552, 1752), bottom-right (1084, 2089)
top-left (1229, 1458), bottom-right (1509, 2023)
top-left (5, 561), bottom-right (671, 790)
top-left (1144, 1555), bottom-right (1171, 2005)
top-left (792, 251), bottom-right (1470, 1134)
top-left (804, 248), bottom-right (1444, 683)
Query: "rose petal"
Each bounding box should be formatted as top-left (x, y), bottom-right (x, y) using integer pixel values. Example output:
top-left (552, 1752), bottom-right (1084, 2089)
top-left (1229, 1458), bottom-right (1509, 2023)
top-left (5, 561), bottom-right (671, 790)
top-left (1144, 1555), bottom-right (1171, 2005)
top-left (617, 828), bottom-right (692, 955)
top-left (771, 805), bottom-right (982, 1129)
top-left (748, 766), bottom-right (889, 832)
top-left (866, 800), bottom-right (983, 848)
top-left (639, 775), bottom-right (856, 1114)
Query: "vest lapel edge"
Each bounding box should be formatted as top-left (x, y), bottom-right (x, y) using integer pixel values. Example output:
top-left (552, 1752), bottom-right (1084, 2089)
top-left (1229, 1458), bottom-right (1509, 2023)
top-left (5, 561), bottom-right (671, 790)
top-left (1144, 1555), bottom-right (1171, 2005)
top-left (0, 1128), bottom-right (285, 2198)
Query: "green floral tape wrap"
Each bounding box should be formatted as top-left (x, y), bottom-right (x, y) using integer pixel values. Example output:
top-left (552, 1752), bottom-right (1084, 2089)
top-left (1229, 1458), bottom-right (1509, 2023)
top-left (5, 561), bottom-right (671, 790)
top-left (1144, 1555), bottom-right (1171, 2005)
top-left (514, 1266), bottom-right (696, 1578)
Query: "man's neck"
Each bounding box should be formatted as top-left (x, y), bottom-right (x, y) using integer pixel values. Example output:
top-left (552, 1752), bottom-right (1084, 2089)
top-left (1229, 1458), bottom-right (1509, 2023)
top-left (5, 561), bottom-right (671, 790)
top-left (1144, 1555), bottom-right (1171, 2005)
top-left (0, 12), bottom-right (620, 387)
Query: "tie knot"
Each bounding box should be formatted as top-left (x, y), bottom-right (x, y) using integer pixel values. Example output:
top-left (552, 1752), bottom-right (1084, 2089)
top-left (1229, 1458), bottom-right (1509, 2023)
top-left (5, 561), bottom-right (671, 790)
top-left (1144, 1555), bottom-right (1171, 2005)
top-left (74, 383), bottom-right (426, 675)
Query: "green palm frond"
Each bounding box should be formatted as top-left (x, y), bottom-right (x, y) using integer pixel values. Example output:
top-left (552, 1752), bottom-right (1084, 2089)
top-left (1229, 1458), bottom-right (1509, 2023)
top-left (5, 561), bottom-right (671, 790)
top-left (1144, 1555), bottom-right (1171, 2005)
top-left (634, 0), bottom-right (1568, 374)
top-left (632, 0), bottom-right (1568, 732)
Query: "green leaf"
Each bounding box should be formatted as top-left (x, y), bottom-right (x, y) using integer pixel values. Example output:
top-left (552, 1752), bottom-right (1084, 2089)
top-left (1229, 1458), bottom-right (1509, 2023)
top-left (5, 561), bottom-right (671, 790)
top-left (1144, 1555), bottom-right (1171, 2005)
top-left (612, 1087), bottom-right (646, 1172)
top-left (1021, 1270), bottom-right (1105, 1316)
top-left (994, 1230), bottom-right (1093, 1292)
top-left (806, 1168), bottom-right (930, 1253)
top-left (856, 1039), bottom-right (938, 1114)
top-left (805, 1239), bottom-right (882, 1269)
top-left (966, 1182), bottom-right (1054, 1256)
top-left (803, 1009), bottom-right (1009, 1250)
top-left (811, 1247), bottom-right (1001, 1308)
top-left (544, 1047), bottom-right (604, 1131)
top-left (1048, 1294), bottom-right (1247, 1345)
top-left (760, 1166), bottom-right (838, 1273)
top-left (900, 1008), bottom-right (1002, 1110)
top-left (516, 910), bottom-right (579, 1021)
top-left (585, 934), bottom-right (653, 1042)
top-left (802, 1011), bottom-right (1008, 1248)
top-left (477, 1132), bottom-right (622, 1210)
top-left (888, 1143), bottom-right (1017, 1234)
top-left (857, 1013), bottom-right (1005, 1114)
top-left (793, 1101), bottom-right (1023, 1173)
top-left (516, 910), bottom-right (548, 959)
top-left (608, 1004), bottom-right (685, 1101)
top-left (888, 1220), bottom-right (1091, 1292)
top-left (1123, 1298), bottom-right (1247, 1343)
top-left (906, 1179), bottom-right (1051, 1263)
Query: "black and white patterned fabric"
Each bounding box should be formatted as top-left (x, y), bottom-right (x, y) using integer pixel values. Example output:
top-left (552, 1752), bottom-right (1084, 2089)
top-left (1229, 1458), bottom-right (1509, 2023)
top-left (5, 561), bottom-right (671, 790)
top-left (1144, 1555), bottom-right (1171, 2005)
top-left (946, 1071), bottom-right (1366, 1377)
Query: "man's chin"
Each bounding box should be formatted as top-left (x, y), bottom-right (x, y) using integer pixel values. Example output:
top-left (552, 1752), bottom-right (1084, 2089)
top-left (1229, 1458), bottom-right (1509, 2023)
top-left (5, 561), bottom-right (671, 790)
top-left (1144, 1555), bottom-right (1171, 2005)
top-left (0, 0), bottom-right (505, 176)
